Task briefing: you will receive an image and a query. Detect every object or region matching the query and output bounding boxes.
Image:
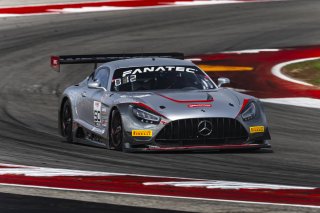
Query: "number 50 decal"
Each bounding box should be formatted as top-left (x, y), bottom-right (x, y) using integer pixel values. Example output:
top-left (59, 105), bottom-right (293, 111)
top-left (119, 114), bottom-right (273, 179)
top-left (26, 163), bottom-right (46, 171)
top-left (93, 101), bottom-right (101, 126)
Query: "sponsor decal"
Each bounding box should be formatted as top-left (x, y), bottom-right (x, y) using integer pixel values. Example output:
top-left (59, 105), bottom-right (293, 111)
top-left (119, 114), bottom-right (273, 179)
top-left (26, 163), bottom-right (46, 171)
top-left (122, 66), bottom-right (196, 77)
top-left (93, 101), bottom-right (101, 126)
top-left (250, 126), bottom-right (265, 133)
top-left (114, 66), bottom-right (197, 87)
top-left (101, 106), bottom-right (108, 115)
top-left (100, 106), bottom-right (108, 127)
top-left (132, 130), bottom-right (153, 137)
top-left (188, 104), bottom-right (212, 108)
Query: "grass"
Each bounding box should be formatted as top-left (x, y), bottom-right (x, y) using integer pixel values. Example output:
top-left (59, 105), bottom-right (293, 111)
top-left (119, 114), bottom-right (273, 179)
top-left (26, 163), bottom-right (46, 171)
top-left (282, 59), bottom-right (320, 86)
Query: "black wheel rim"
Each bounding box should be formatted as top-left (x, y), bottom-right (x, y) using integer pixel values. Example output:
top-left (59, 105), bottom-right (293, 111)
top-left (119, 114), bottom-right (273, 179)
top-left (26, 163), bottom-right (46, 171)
top-left (62, 104), bottom-right (72, 137)
top-left (111, 111), bottom-right (122, 148)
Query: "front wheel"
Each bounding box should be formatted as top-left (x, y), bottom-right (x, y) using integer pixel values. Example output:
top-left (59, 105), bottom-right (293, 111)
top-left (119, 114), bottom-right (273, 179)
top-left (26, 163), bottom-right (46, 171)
top-left (61, 100), bottom-right (73, 143)
top-left (110, 109), bottom-right (124, 151)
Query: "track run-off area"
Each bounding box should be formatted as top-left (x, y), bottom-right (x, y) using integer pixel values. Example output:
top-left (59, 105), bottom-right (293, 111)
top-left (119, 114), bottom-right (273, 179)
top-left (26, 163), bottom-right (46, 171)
top-left (0, 0), bottom-right (320, 212)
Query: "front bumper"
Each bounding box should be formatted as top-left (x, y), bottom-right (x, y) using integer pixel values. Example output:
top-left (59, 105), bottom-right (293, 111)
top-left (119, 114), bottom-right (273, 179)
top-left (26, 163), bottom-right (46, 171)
top-left (123, 117), bottom-right (271, 152)
top-left (125, 140), bottom-right (271, 152)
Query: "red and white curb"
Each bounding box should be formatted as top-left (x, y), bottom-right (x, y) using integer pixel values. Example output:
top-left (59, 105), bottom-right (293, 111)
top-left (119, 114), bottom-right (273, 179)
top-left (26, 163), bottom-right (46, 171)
top-left (0, 163), bottom-right (319, 208)
top-left (271, 57), bottom-right (320, 87)
top-left (190, 45), bottom-right (320, 109)
top-left (0, 0), bottom-right (283, 17)
top-left (267, 57), bottom-right (320, 108)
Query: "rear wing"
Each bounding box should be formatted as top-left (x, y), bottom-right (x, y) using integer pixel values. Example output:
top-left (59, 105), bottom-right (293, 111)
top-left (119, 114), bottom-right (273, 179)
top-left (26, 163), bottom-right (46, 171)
top-left (50, 53), bottom-right (184, 72)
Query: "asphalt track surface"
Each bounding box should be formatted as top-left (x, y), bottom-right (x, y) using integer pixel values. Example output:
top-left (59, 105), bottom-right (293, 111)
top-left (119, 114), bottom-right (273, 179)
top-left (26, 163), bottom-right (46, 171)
top-left (0, 192), bottom-right (186, 213)
top-left (0, 0), bottom-right (320, 195)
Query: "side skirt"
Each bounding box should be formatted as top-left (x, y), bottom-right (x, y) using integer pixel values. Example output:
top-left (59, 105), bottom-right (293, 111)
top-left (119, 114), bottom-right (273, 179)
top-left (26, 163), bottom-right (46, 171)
top-left (74, 138), bottom-right (108, 149)
top-left (72, 122), bottom-right (110, 149)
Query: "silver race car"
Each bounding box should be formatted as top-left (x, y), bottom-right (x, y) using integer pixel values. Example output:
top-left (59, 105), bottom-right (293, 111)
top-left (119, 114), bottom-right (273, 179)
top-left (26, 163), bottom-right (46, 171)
top-left (52, 53), bottom-right (271, 152)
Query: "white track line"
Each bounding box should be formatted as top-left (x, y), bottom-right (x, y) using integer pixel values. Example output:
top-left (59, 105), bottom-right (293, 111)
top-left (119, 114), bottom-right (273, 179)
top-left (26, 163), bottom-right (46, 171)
top-left (0, 0), bottom-right (285, 17)
top-left (143, 180), bottom-right (315, 190)
top-left (222, 49), bottom-right (280, 54)
top-left (262, 97), bottom-right (320, 109)
top-left (47, 1), bottom-right (259, 14)
top-left (48, 6), bottom-right (133, 13)
top-left (0, 163), bottom-right (198, 179)
top-left (0, 167), bottom-right (123, 177)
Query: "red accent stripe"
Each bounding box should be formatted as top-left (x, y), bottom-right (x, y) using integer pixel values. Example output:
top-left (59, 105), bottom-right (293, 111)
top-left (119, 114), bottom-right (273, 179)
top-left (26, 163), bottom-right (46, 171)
top-left (132, 102), bottom-right (167, 119)
top-left (238, 98), bottom-right (250, 115)
top-left (158, 94), bottom-right (214, 103)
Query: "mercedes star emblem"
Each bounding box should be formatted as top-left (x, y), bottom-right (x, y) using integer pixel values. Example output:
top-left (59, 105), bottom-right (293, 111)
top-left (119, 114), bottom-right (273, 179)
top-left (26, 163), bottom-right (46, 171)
top-left (198, 120), bottom-right (213, 136)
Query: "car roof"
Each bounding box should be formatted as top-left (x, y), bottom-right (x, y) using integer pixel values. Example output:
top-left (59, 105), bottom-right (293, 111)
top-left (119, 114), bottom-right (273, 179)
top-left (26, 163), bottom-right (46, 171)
top-left (102, 57), bottom-right (196, 70)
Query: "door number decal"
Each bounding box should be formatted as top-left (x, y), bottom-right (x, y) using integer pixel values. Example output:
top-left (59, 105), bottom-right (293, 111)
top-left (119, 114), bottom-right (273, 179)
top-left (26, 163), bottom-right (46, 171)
top-left (93, 101), bottom-right (101, 126)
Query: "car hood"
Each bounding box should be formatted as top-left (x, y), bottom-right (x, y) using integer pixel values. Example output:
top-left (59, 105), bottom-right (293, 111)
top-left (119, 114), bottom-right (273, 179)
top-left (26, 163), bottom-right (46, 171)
top-left (125, 89), bottom-right (246, 120)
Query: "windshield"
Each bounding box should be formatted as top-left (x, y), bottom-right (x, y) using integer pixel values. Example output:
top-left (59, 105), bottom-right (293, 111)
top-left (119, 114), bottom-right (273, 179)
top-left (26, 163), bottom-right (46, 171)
top-left (111, 66), bottom-right (216, 92)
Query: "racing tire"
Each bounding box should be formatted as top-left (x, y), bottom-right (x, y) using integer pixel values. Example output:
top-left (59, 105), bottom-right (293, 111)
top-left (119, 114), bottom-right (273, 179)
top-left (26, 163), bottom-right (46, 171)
top-left (61, 100), bottom-right (73, 143)
top-left (110, 109), bottom-right (124, 151)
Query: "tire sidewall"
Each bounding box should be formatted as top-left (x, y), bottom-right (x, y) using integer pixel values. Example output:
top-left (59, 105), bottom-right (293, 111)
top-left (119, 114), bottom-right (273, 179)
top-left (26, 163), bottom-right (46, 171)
top-left (110, 109), bottom-right (124, 151)
top-left (62, 100), bottom-right (73, 143)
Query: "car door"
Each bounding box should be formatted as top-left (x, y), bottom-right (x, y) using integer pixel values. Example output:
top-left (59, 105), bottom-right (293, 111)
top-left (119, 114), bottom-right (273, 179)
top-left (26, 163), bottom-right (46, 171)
top-left (76, 74), bottom-right (95, 126)
top-left (86, 67), bottom-right (110, 128)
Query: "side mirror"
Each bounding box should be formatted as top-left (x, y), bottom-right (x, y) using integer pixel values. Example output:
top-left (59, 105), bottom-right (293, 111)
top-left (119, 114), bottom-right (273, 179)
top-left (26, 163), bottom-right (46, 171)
top-left (217, 77), bottom-right (230, 87)
top-left (88, 81), bottom-right (107, 91)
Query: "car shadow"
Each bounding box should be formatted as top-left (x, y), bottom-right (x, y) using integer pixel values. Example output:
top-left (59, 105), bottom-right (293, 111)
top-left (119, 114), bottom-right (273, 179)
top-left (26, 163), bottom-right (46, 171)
top-left (136, 148), bottom-right (274, 155)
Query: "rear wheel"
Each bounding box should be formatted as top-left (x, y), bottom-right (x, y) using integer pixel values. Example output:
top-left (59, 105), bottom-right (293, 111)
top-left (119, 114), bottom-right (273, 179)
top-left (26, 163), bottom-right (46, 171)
top-left (61, 100), bottom-right (73, 143)
top-left (110, 109), bottom-right (123, 151)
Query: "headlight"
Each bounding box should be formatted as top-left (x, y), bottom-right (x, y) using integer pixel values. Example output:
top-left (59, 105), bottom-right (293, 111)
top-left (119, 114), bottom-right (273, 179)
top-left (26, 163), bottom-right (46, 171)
top-left (132, 107), bottom-right (160, 124)
top-left (241, 102), bottom-right (256, 121)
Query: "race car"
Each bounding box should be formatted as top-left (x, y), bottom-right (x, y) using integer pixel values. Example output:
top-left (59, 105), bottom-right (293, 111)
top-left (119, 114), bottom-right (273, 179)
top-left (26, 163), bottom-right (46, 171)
top-left (52, 53), bottom-right (271, 152)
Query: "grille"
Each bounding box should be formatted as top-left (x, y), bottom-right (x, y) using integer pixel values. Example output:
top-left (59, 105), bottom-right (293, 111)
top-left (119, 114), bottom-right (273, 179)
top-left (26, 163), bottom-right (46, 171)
top-left (155, 118), bottom-right (248, 146)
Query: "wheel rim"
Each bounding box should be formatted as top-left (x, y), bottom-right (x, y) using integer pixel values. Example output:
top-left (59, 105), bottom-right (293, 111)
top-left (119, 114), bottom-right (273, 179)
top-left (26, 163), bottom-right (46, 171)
top-left (111, 111), bottom-right (122, 148)
top-left (62, 104), bottom-right (72, 136)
